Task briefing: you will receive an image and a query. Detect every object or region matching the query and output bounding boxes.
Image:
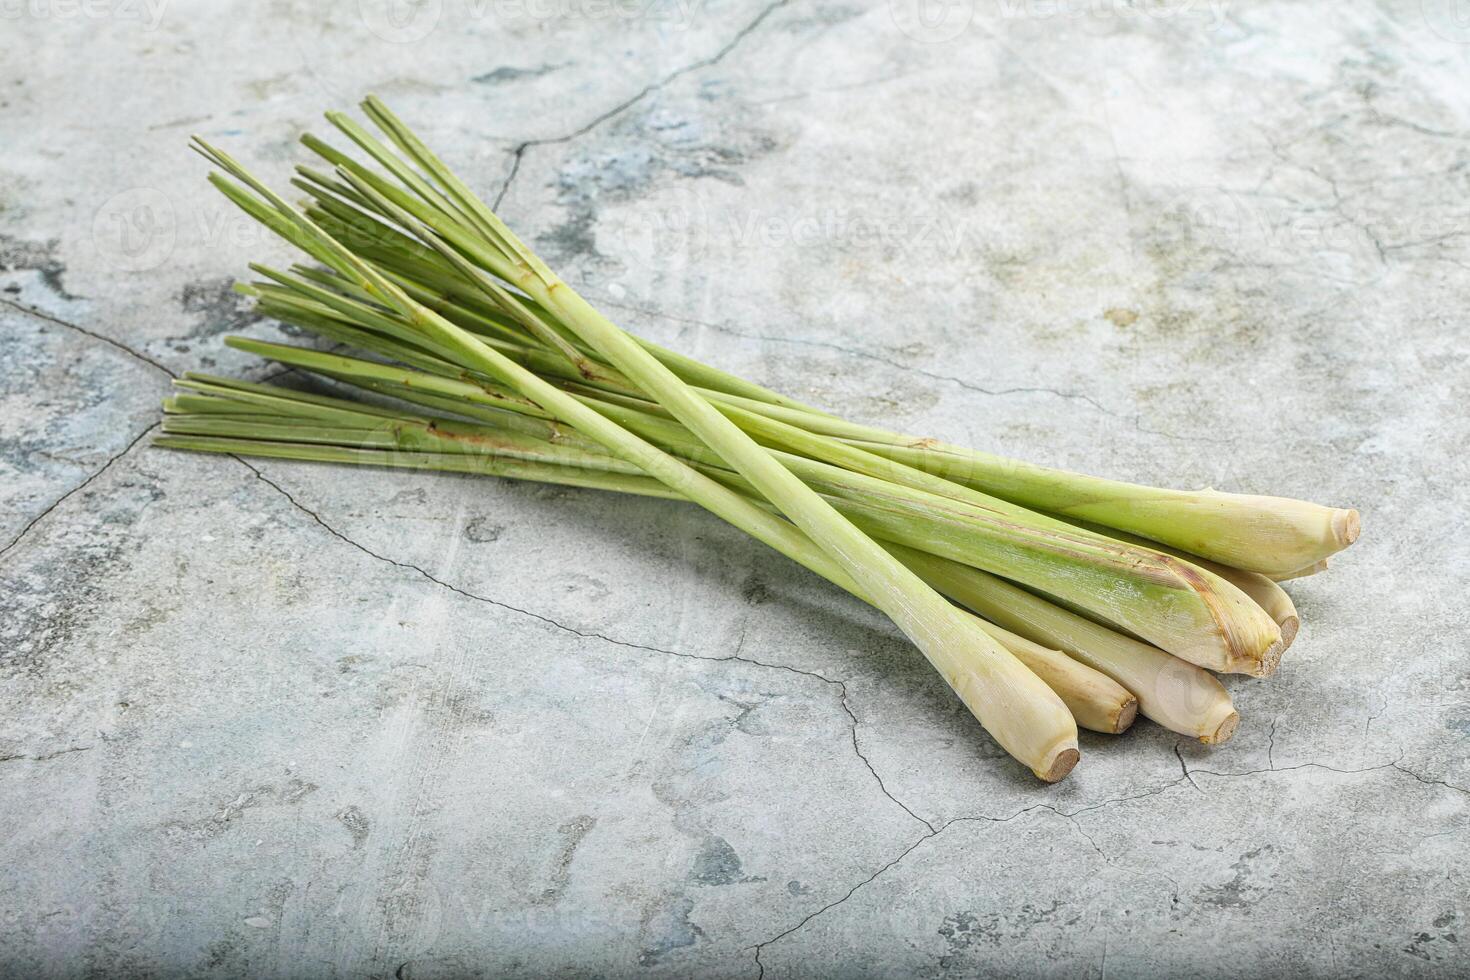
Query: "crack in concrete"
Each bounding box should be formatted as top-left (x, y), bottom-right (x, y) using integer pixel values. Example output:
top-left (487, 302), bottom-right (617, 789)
top-left (239, 457), bottom-right (709, 662)
top-left (0, 300), bottom-right (177, 559)
top-left (751, 830), bottom-right (936, 980)
top-left (0, 421), bottom-right (160, 562)
top-left (750, 754), bottom-right (1470, 970)
top-left (235, 456), bottom-right (931, 831)
top-left (1189, 756), bottom-right (1402, 781)
top-left (1260, 136), bottom-right (1390, 264)
top-left (1192, 755), bottom-right (1469, 800)
top-left (0, 745), bottom-right (93, 764)
top-left (1389, 762), bottom-right (1470, 799)
top-left (1055, 808), bottom-right (1184, 905)
top-left (2, 297), bottom-right (177, 379)
top-left (749, 798), bottom-right (1083, 976)
top-left (492, 0), bottom-right (792, 209)
top-left (590, 293), bottom-right (1223, 445)
top-left (837, 690), bottom-right (935, 834)
top-left (1067, 814), bottom-right (1109, 862)
top-left (1174, 742), bottom-right (1202, 792)
top-left (592, 294), bottom-right (1114, 415)
top-left (1362, 694), bottom-right (1386, 736)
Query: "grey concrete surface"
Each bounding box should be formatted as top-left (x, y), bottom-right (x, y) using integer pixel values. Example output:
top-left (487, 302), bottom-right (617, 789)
top-left (2, 1), bottom-right (1467, 976)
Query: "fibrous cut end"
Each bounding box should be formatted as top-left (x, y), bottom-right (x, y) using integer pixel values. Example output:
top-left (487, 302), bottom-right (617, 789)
top-left (1255, 636), bottom-right (1286, 678)
top-left (1114, 697), bottom-right (1140, 735)
top-left (1277, 613), bottom-right (1300, 651)
top-left (1201, 710), bottom-right (1240, 745)
top-left (1037, 745), bottom-right (1081, 782)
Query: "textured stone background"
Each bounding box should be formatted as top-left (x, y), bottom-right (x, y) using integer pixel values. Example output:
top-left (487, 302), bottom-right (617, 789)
top-left (2, 1), bottom-right (1467, 976)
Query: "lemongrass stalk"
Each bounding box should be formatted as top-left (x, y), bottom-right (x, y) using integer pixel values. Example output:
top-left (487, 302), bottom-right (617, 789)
top-left (163, 393), bottom-right (294, 417)
top-left (245, 272), bottom-right (507, 366)
top-left (169, 375), bottom-right (621, 461)
top-left (227, 291), bottom-right (1288, 672)
top-left (215, 337), bottom-right (551, 421)
top-left (814, 493), bottom-right (1278, 677)
top-left (234, 330), bottom-right (1283, 675)
top-left (156, 433), bottom-right (679, 496)
top-left (1062, 518), bottom-right (1301, 656)
top-left (1221, 569), bottom-right (1298, 652)
top-left (979, 624), bottom-right (1137, 735)
top-left (277, 116), bottom-right (1334, 652)
top-left (172, 377), bottom-right (612, 459)
top-left (885, 544), bottom-right (1238, 743)
top-left (695, 400), bottom-right (1285, 675)
top-left (174, 373), bottom-right (415, 427)
top-left (250, 264), bottom-right (728, 416)
top-left (155, 416), bottom-right (1133, 735)
top-left (159, 414), bottom-right (635, 472)
top-left (244, 290), bottom-right (619, 411)
top-left (297, 113), bottom-right (1358, 577)
top-left (193, 135), bottom-right (1078, 780)
top-left (282, 263), bottom-right (538, 349)
top-left (250, 277), bottom-right (637, 396)
top-left (305, 164), bottom-right (1355, 578)
top-left (794, 437), bottom-right (1362, 579)
top-left (332, 146), bottom-right (1079, 782)
top-left (306, 122), bottom-right (828, 413)
top-left (324, 154), bottom-right (597, 376)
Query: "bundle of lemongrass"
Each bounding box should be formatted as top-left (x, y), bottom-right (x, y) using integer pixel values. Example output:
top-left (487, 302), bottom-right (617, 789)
top-left (156, 98), bottom-right (1360, 781)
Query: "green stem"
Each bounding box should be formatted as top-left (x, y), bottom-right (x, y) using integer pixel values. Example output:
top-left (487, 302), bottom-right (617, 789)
top-left (231, 332), bottom-right (1281, 675)
top-left (293, 126), bottom-right (1356, 576)
top-left (191, 129), bottom-right (1078, 780)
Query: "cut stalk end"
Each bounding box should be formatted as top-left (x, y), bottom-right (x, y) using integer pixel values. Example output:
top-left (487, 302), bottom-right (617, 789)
top-left (1039, 743), bottom-right (1081, 782)
top-left (1277, 613), bottom-right (1300, 651)
top-left (1202, 709), bottom-right (1240, 745)
top-left (1254, 636), bottom-right (1286, 678)
top-left (1334, 508), bottom-right (1361, 547)
top-left (1114, 696), bottom-right (1140, 735)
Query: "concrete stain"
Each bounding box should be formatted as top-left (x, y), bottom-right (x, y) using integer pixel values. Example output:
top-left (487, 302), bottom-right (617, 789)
top-left (179, 277), bottom-right (261, 340)
top-left (937, 901), bottom-right (1064, 966)
top-left (741, 573), bottom-right (772, 605)
top-left (0, 233), bottom-right (75, 299)
top-left (161, 778), bottom-right (321, 844)
top-left (638, 895), bottom-right (704, 966)
top-left (1201, 845), bottom-right (1276, 909)
top-left (545, 101), bottom-right (788, 268)
top-left (473, 63), bottom-right (565, 85)
top-left (336, 805), bottom-right (371, 848)
top-left (538, 814), bottom-right (597, 905)
top-left (463, 516), bottom-right (504, 543)
top-left (689, 835), bottom-right (747, 886)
